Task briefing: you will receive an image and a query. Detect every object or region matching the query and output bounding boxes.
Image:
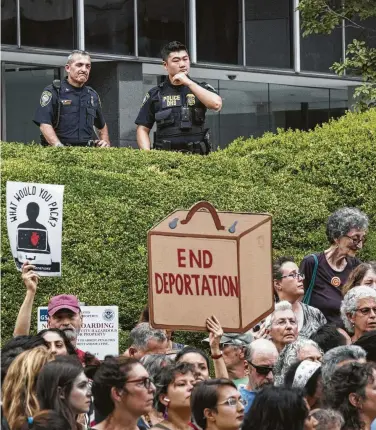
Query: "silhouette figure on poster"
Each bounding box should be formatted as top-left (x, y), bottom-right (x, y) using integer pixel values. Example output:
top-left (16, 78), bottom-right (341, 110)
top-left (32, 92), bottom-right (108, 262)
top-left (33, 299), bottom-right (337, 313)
top-left (16, 202), bottom-right (52, 267)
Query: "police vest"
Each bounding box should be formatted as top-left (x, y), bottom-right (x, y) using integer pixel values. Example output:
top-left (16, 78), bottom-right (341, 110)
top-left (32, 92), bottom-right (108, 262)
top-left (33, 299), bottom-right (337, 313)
top-left (154, 82), bottom-right (207, 143)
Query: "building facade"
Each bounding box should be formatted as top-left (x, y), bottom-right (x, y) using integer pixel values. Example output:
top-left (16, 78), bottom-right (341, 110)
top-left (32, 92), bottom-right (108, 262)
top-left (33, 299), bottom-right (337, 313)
top-left (1, 0), bottom-right (375, 148)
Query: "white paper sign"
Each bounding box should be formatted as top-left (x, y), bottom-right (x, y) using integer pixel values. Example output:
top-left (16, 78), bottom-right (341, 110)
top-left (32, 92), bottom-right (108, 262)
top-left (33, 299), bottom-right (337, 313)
top-left (38, 306), bottom-right (119, 359)
top-left (6, 181), bottom-right (64, 276)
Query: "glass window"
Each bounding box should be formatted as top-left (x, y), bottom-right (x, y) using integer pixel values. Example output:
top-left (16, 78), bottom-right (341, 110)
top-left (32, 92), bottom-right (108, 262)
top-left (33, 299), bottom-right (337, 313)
top-left (197, 0), bottom-right (242, 65)
top-left (269, 84), bottom-right (329, 131)
top-left (138, 0), bottom-right (187, 58)
top-left (20, 0), bottom-right (76, 49)
top-left (300, 28), bottom-right (342, 73)
top-left (245, 0), bottom-right (292, 69)
top-left (346, 17), bottom-right (376, 49)
top-left (218, 80), bottom-right (269, 147)
top-left (4, 66), bottom-right (58, 143)
top-left (2, 0), bottom-right (17, 45)
top-left (85, 0), bottom-right (134, 55)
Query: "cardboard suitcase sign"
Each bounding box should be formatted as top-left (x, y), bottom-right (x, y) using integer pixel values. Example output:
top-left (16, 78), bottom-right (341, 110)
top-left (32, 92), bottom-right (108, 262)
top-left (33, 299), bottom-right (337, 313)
top-left (148, 201), bottom-right (274, 332)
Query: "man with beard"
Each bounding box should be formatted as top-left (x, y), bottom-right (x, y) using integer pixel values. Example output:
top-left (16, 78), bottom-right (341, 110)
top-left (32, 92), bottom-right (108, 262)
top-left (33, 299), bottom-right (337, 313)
top-left (13, 261), bottom-right (86, 362)
top-left (238, 339), bottom-right (279, 413)
top-left (46, 294), bottom-right (84, 359)
top-left (202, 332), bottom-right (253, 385)
top-left (34, 50), bottom-right (110, 147)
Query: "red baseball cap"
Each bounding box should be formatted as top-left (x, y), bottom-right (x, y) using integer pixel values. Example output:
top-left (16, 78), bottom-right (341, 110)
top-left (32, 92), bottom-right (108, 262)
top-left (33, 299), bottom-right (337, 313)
top-left (48, 294), bottom-right (80, 316)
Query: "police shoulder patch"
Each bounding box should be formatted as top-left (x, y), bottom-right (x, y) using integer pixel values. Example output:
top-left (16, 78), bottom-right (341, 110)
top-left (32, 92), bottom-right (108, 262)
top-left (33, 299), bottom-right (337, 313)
top-left (40, 90), bottom-right (52, 107)
top-left (142, 92), bottom-right (150, 106)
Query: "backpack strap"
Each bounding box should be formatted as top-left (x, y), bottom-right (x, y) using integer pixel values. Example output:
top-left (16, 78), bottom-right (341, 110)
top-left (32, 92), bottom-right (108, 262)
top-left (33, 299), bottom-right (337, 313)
top-left (302, 254), bottom-right (319, 305)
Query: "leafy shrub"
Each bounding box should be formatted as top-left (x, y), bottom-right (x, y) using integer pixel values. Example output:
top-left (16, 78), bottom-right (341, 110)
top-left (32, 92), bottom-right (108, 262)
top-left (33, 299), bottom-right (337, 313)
top-left (1, 109), bottom-right (376, 350)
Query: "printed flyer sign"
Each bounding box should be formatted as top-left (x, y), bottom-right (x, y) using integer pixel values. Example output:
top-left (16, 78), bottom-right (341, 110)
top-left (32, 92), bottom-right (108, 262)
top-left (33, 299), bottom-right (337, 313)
top-left (6, 181), bottom-right (64, 276)
top-left (148, 201), bottom-right (274, 332)
top-left (38, 306), bottom-right (119, 359)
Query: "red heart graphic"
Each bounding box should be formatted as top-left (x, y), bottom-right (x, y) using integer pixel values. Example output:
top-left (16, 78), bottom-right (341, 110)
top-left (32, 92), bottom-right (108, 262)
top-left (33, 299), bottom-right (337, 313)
top-left (30, 232), bottom-right (40, 247)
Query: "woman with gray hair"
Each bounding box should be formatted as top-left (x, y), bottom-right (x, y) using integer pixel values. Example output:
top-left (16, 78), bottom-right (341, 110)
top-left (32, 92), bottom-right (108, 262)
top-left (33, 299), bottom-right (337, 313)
top-left (300, 207), bottom-right (368, 325)
top-left (341, 286), bottom-right (376, 343)
top-left (273, 337), bottom-right (322, 386)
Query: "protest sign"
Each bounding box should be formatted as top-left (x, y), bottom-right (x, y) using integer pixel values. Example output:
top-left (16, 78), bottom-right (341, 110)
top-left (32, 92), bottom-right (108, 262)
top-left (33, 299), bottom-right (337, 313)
top-left (38, 306), bottom-right (119, 359)
top-left (148, 201), bottom-right (274, 332)
top-left (6, 181), bottom-right (64, 276)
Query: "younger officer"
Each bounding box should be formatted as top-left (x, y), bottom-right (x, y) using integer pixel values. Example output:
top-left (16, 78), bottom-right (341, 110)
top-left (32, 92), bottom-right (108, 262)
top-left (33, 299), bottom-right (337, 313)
top-left (135, 41), bottom-right (222, 154)
top-left (33, 50), bottom-right (110, 147)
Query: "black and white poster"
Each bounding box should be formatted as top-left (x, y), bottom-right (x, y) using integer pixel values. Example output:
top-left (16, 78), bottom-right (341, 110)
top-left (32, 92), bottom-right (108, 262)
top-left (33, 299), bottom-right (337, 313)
top-left (6, 181), bottom-right (64, 276)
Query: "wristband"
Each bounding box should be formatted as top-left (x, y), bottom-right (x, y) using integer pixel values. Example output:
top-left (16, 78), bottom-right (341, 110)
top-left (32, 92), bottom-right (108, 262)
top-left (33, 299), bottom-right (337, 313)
top-left (211, 352), bottom-right (223, 360)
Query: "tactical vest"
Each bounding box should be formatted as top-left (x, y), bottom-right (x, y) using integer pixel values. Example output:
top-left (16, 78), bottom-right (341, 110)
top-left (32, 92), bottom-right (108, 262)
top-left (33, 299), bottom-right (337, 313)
top-left (154, 82), bottom-right (207, 145)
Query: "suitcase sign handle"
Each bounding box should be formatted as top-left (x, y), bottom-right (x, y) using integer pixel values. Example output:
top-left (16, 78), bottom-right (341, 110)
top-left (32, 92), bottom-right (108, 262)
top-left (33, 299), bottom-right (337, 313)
top-left (181, 201), bottom-right (225, 231)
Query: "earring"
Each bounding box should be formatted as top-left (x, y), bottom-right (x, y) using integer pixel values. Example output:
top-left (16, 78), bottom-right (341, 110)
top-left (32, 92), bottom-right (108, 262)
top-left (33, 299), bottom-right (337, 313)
top-left (163, 404), bottom-right (169, 420)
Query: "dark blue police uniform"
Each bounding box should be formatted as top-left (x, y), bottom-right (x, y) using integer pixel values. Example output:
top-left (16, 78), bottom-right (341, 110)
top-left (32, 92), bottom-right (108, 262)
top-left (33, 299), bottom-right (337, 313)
top-left (33, 79), bottom-right (106, 146)
top-left (135, 77), bottom-right (217, 154)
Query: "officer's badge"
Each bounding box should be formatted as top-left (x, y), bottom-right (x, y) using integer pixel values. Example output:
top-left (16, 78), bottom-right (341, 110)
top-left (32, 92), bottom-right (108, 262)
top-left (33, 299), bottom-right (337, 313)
top-left (61, 100), bottom-right (72, 105)
top-left (142, 92), bottom-right (150, 106)
top-left (186, 94), bottom-right (195, 106)
top-left (40, 91), bottom-right (52, 107)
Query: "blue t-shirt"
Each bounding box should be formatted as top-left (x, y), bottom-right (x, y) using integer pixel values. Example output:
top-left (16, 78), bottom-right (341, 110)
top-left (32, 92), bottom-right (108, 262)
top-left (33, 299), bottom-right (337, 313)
top-left (371, 419), bottom-right (376, 430)
top-left (238, 385), bottom-right (256, 414)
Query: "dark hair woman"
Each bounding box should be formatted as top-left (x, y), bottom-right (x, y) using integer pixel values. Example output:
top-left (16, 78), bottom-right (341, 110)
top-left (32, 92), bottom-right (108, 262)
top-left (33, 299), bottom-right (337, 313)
top-left (91, 356), bottom-right (155, 430)
top-left (324, 361), bottom-right (376, 430)
top-left (175, 316), bottom-right (228, 380)
top-left (342, 261), bottom-right (376, 296)
top-left (243, 386), bottom-right (318, 430)
top-left (175, 348), bottom-right (210, 382)
top-left (19, 410), bottom-right (72, 430)
top-left (152, 362), bottom-right (196, 430)
top-left (273, 256), bottom-right (327, 338)
top-left (37, 328), bottom-right (77, 356)
top-left (36, 355), bottom-right (91, 430)
top-left (191, 378), bottom-right (245, 430)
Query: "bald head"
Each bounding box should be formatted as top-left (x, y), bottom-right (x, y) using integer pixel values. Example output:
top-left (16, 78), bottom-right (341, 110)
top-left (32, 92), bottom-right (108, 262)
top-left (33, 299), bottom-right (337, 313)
top-left (246, 339), bottom-right (279, 362)
top-left (245, 339), bottom-right (279, 391)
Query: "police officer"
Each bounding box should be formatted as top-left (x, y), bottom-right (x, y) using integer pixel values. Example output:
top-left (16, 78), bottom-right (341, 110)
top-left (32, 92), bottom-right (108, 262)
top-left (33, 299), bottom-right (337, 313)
top-left (135, 41), bottom-right (222, 154)
top-left (34, 50), bottom-right (110, 147)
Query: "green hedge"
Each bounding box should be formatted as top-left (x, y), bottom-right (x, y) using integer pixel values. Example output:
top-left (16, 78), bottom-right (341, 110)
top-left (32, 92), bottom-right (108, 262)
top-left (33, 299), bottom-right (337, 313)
top-left (2, 109), bottom-right (376, 351)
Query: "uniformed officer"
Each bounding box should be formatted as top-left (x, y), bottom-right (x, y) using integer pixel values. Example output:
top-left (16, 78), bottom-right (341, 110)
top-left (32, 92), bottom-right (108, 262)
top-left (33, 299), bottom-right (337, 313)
top-left (33, 50), bottom-right (110, 148)
top-left (135, 41), bottom-right (222, 154)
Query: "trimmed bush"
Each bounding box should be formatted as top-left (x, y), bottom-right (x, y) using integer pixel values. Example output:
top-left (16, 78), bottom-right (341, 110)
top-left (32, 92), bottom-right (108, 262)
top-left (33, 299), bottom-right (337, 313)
top-left (1, 109), bottom-right (376, 351)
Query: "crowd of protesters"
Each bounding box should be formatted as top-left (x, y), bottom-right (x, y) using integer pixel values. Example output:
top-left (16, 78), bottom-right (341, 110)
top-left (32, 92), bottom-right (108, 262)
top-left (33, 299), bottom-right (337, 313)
top-left (2, 206), bottom-right (376, 430)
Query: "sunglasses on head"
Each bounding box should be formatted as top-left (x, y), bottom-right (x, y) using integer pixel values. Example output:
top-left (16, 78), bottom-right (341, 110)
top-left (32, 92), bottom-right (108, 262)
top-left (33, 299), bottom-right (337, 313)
top-left (248, 361), bottom-right (274, 375)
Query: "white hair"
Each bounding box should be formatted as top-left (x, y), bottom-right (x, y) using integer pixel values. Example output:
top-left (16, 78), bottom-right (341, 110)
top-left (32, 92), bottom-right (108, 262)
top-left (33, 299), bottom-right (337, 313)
top-left (67, 50), bottom-right (91, 65)
top-left (341, 286), bottom-right (376, 332)
top-left (265, 301), bottom-right (294, 330)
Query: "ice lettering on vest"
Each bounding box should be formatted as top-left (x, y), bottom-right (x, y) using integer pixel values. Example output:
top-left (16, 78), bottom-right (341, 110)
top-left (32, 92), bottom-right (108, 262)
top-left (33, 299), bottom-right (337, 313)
top-left (162, 95), bottom-right (181, 108)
